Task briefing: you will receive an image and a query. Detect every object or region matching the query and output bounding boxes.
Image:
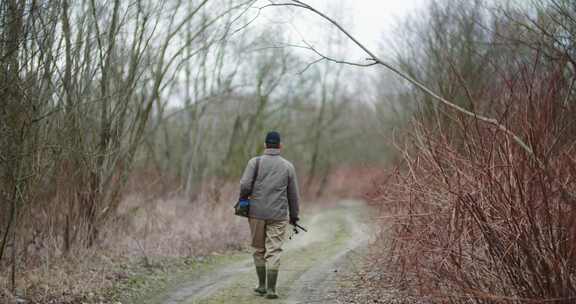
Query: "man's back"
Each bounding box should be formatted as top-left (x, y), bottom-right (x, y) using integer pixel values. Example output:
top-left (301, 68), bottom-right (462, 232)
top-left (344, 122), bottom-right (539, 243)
top-left (240, 148), bottom-right (299, 221)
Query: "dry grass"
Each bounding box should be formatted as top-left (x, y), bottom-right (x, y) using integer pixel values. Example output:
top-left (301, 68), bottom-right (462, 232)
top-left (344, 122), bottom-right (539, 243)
top-left (106, 182), bottom-right (249, 257)
top-left (0, 178), bottom-right (250, 303)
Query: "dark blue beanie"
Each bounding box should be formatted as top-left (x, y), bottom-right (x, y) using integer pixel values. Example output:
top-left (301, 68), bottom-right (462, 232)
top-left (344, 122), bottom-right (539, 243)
top-left (265, 131), bottom-right (281, 145)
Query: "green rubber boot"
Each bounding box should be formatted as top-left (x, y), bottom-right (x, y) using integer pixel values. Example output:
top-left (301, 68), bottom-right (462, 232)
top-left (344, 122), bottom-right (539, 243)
top-left (254, 266), bottom-right (267, 295)
top-left (265, 269), bottom-right (279, 299)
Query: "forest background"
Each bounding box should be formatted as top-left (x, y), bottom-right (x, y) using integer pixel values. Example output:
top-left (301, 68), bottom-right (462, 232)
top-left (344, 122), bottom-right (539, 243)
top-left (1, 0), bottom-right (575, 303)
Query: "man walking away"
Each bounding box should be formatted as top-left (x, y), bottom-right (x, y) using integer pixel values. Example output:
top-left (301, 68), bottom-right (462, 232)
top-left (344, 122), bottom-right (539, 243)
top-left (239, 131), bottom-right (300, 299)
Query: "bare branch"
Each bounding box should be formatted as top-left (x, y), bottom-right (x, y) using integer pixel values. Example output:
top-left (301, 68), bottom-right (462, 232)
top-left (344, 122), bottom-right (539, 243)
top-left (298, 57), bottom-right (324, 74)
top-left (264, 0), bottom-right (539, 163)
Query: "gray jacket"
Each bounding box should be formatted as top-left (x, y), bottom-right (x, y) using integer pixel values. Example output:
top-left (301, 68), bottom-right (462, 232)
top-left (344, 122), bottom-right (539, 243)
top-left (240, 148), bottom-right (300, 221)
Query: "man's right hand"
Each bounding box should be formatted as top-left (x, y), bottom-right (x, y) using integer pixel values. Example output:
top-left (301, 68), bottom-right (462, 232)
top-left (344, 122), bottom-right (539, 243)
top-left (290, 217), bottom-right (299, 226)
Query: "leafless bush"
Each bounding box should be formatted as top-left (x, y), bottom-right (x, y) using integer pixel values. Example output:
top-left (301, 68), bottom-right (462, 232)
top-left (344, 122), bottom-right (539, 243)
top-left (369, 58), bottom-right (576, 303)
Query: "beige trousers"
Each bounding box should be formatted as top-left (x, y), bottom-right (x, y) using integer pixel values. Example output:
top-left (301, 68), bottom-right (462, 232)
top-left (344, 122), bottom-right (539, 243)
top-left (249, 218), bottom-right (288, 270)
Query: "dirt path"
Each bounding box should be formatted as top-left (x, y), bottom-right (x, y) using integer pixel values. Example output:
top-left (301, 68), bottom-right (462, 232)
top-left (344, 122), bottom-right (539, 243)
top-left (155, 200), bottom-right (370, 304)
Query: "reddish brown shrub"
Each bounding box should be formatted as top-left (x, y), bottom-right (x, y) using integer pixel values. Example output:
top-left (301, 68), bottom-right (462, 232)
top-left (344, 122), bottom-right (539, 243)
top-left (369, 60), bottom-right (576, 303)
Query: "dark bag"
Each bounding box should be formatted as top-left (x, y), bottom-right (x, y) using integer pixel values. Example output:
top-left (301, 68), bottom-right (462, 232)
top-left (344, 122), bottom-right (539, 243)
top-left (234, 157), bottom-right (260, 217)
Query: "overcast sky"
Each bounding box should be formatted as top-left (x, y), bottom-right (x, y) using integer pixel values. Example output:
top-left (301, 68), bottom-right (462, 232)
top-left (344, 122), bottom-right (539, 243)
top-left (342, 0), bottom-right (430, 55)
top-left (251, 0), bottom-right (430, 61)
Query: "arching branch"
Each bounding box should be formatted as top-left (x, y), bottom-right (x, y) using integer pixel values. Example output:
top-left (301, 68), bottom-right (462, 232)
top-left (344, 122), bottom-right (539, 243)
top-left (263, 0), bottom-right (537, 162)
top-left (264, 0), bottom-right (576, 202)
